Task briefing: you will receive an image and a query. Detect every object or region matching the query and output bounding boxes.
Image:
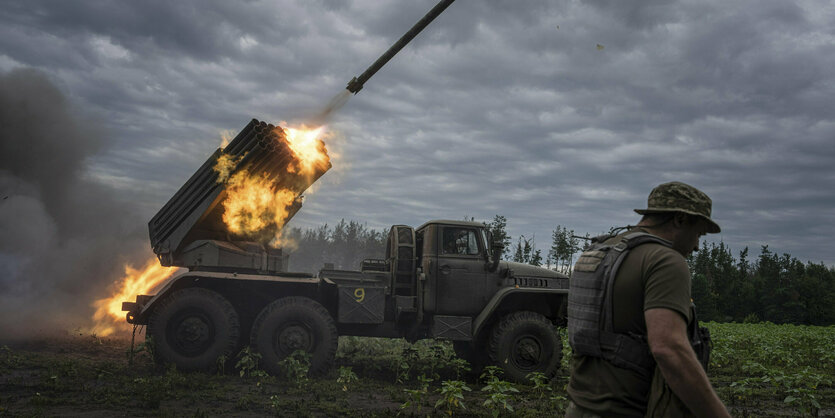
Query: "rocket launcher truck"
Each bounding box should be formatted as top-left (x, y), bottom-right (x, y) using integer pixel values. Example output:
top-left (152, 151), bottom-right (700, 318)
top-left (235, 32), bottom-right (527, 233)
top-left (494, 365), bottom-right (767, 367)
top-left (123, 118), bottom-right (570, 382)
top-left (121, 0), bottom-right (570, 382)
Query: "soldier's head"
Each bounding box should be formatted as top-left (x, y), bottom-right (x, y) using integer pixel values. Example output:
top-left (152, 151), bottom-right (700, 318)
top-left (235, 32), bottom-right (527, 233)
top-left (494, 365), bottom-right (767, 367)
top-left (635, 181), bottom-right (720, 255)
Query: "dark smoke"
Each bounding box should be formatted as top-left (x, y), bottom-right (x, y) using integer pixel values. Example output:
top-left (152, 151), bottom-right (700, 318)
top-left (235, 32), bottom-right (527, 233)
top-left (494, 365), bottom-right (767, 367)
top-left (0, 69), bottom-right (147, 342)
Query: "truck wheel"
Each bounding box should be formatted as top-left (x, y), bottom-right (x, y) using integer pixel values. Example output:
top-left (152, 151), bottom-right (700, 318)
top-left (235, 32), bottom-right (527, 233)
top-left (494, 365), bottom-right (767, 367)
top-left (250, 297), bottom-right (337, 377)
top-left (147, 288), bottom-right (240, 372)
top-left (488, 311), bottom-right (562, 383)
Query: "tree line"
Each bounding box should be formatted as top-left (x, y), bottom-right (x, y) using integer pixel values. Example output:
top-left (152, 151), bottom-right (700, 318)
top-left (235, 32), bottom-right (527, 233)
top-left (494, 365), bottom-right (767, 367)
top-left (283, 219), bottom-right (387, 272)
top-left (284, 216), bottom-right (835, 325)
top-left (690, 242), bottom-right (835, 325)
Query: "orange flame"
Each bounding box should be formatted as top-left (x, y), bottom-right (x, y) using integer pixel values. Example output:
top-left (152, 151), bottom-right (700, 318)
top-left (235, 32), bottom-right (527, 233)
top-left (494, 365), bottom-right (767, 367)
top-left (284, 125), bottom-right (330, 176)
top-left (215, 124), bottom-right (330, 243)
top-left (88, 257), bottom-right (178, 336)
top-left (221, 170), bottom-right (298, 237)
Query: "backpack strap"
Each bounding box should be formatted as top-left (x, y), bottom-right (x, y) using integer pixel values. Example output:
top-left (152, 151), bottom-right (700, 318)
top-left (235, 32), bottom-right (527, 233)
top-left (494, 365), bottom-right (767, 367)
top-left (599, 232), bottom-right (674, 378)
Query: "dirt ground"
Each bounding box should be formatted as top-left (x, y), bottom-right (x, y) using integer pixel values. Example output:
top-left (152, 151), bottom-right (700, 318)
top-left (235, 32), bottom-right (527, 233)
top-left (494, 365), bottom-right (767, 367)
top-left (0, 334), bottom-right (831, 417)
top-left (0, 334), bottom-right (552, 417)
top-left (0, 336), bottom-right (394, 417)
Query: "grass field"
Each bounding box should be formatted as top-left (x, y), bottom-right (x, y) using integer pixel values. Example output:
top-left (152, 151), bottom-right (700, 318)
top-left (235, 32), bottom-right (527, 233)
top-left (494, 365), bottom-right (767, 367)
top-left (1, 322), bottom-right (833, 417)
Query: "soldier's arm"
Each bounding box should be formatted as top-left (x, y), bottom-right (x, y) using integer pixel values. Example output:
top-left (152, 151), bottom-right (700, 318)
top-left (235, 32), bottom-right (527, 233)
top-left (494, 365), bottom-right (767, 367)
top-left (645, 308), bottom-right (730, 418)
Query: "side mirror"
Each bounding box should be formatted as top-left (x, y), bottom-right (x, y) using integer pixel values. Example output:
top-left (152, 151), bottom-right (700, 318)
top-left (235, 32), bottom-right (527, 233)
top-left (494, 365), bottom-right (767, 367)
top-left (484, 231), bottom-right (498, 258)
top-left (487, 243), bottom-right (503, 272)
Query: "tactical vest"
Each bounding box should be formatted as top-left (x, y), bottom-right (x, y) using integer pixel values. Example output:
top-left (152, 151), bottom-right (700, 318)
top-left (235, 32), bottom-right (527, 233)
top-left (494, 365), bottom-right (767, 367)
top-left (568, 231), bottom-right (707, 379)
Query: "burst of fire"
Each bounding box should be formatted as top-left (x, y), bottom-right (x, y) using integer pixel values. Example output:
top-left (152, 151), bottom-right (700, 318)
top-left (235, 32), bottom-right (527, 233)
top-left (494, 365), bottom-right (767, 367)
top-left (222, 171), bottom-right (297, 237)
top-left (217, 124), bottom-right (330, 242)
top-left (284, 125), bottom-right (330, 176)
top-left (88, 258), bottom-right (178, 336)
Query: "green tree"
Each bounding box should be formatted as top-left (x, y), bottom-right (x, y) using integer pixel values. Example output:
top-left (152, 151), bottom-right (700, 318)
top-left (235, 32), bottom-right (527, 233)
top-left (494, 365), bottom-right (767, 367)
top-left (512, 236), bottom-right (530, 263)
top-left (511, 235), bottom-right (542, 266)
top-left (485, 215), bottom-right (512, 259)
top-left (530, 248), bottom-right (543, 267)
top-left (550, 225), bottom-right (581, 276)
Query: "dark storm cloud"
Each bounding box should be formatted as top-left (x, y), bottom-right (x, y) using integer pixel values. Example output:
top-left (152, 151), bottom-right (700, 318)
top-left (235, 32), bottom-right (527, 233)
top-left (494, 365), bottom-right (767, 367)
top-left (1, 0), bottom-right (833, 272)
top-left (0, 70), bottom-right (148, 340)
top-left (2, 0), bottom-right (284, 61)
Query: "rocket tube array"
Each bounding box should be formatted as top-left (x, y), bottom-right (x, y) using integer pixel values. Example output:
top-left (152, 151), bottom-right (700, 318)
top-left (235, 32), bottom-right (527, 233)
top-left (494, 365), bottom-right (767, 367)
top-left (149, 119), bottom-right (331, 257)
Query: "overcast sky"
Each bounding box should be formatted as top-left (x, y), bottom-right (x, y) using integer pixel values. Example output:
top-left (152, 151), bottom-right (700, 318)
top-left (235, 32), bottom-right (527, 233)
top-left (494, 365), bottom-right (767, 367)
top-left (2, 0), bottom-right (834, 272)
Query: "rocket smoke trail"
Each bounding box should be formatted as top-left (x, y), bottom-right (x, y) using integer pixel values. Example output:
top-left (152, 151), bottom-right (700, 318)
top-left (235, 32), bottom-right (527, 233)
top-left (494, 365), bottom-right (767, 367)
top-left (309, 89), bottom-right (352, 127)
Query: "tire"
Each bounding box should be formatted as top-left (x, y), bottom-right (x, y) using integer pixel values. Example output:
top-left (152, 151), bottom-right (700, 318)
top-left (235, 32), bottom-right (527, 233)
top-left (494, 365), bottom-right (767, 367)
top-left (147, 288), bottom-right (240, 372)
top-left (488, 311), bottom-right (562, 383)
top-left (250, 297), bottom-right (337, 377)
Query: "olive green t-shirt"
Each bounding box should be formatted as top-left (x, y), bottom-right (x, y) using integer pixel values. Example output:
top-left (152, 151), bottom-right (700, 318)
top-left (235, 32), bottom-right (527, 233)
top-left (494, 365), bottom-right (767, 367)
top-left (567, 232), bottom-right (693, 417)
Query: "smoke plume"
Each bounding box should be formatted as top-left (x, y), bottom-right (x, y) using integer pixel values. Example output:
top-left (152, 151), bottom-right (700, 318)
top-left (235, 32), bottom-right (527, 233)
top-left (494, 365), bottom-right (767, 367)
top-left (0, 69), bottom-right (147, 341)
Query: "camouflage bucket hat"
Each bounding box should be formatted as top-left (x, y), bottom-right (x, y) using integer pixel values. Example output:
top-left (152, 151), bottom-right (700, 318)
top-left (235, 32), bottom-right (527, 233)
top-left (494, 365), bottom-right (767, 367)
top-left (634, 181), bottom-right (721, 233)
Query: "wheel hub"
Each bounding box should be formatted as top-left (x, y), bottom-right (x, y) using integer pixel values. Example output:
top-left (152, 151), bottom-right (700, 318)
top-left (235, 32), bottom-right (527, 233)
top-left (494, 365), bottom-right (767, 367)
top-left (278, 324), bottom-right (312, 352)
top-left (171, 314), bottom-right (213, 355)
top-left (513, 336), bottom-right (542, 369)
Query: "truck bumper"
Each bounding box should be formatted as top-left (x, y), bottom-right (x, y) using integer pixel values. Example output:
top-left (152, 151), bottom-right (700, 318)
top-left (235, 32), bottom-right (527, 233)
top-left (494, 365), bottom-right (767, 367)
top-left (122, 295), bottom-right (154, 324)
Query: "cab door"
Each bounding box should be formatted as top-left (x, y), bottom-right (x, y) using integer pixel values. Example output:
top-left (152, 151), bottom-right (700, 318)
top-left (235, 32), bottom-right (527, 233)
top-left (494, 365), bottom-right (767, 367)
top-left (434, 225), bottom-right (488, 315)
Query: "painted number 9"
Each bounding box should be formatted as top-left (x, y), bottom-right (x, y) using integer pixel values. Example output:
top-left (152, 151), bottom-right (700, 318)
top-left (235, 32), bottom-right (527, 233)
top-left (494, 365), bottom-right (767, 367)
top-left (354, 288), bottom-right (365, 303)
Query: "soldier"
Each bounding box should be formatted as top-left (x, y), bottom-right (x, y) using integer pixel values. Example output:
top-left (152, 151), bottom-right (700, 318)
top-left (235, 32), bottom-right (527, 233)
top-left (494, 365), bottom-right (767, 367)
top-left (565, 181), bottom-right (730, 417)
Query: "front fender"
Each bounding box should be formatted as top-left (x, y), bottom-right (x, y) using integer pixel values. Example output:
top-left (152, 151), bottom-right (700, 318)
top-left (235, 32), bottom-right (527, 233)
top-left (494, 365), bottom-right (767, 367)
top-left (472, 287), bottom-right (568, 338)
